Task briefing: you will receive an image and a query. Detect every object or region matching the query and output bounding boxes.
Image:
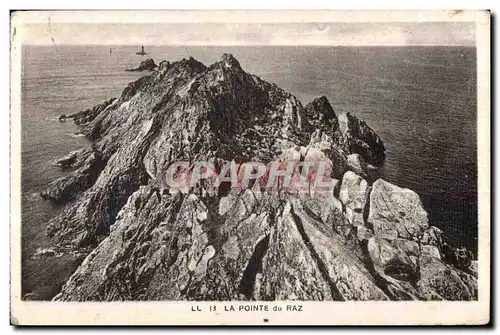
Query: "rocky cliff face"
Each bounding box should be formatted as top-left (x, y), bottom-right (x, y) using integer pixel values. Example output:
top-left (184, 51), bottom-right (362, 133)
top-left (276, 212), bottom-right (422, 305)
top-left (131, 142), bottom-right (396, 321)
top-left (40, 54), bottom-right (475, 301)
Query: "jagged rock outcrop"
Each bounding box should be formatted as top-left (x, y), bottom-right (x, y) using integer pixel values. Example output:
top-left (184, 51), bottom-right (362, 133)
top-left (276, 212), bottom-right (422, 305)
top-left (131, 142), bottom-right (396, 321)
top-left (339, 171), bottom-right (370, 227)
top-left (305, 96), bottom-right (338, 134)
top-left (55, 149), bottom-right (81, 169)
top-left (39, 54), bottom-right (476, 301)
top-left (58, 98), bottom-right (116, 125)
top-left (346, 153), bottom-right (379, 181)
top-left (41, 147), bottom-right (105, 203)
top-left (125, 58), bottom-right (158, 72)
top-left (368, 179), bottom-right (429, 241)
top-left (338, 112), bottom-right (385, 165)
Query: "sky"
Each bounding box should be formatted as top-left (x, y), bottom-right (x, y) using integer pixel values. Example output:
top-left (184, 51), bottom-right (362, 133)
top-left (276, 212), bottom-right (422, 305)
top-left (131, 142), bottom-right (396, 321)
top-left (19, 22), bottom-right (476, 46)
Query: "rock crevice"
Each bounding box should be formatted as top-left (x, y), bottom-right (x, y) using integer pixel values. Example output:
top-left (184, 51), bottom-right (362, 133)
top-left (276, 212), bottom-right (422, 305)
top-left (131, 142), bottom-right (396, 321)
top-left (289, 204), bottom-right (345, 301)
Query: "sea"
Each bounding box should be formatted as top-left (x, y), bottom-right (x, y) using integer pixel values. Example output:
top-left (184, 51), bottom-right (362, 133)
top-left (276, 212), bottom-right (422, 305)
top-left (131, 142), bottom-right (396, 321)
top-left (21, 45), bottom-right (478, 299)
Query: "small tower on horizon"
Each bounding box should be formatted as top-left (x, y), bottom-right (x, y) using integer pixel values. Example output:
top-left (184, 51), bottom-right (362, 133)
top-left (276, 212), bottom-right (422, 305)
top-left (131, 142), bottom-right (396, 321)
top-left (136, 45), bottom-right (147, 56)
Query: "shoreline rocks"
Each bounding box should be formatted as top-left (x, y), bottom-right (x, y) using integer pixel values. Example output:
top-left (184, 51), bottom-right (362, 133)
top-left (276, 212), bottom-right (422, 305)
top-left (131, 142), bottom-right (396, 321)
top-left (59, 98), bottom-right (116, 125)
top-left (55, 149), bottom-right (81, 169)
top-left (338, 112), bottom-right (386, 165)
top-left (368, 179), bottom-right (429, 241)
top-left (125, 58), bottom-right (157, 72)
top-left (41, 147), bottom-right (106, 203)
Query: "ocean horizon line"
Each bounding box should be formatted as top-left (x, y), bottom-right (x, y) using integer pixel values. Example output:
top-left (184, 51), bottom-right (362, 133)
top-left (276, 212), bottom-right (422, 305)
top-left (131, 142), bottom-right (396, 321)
top-left (21, 43), bottom-right (477, 48)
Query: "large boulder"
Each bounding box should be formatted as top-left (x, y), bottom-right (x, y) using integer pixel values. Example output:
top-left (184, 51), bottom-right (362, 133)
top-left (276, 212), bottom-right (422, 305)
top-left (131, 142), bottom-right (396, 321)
top-left (283, 96), bottom-right (307, 130)
top-left (468, 260), bottom-right (478, 277)
top-left (274, 146), bottom-right (340, 198)
top-left (367, 237), bottom-right (419, 282)
top-left (339, 171), bottom-right (370, 227)
top-left (421, 226), bottom-right (443, 247)
top-left (60, 98), bottom-right (116, 126)
top-left (308, 134), bottom-right (348, 179)
top-left (41, 148), bottom-right (105, 203)
top-left (441, 243), bottom-right (474, 271)
top-left (421, 245), bottom-right (441, 259)
top-left (367, 179), bottom-right (429, 241)
top-left (346, 153), bottom-right (379, 181)
top-left (391, 238), bottom-right (420, 257)
top-left (417, 256), bottom-right (477, 300)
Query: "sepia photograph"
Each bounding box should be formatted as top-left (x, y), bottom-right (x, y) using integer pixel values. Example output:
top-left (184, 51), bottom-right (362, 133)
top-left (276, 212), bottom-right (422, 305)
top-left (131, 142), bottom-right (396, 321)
top-left (10, 10), bottom-right (490, 325)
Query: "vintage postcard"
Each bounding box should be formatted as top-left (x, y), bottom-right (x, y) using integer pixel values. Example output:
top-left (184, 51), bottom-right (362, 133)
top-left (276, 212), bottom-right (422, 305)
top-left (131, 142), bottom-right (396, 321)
top-left (10, 10), bottom-right (490, 325)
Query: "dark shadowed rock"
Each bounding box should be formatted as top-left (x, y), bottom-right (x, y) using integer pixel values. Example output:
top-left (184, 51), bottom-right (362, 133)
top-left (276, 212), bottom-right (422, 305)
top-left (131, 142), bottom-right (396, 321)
top-left (338, 112), bottom-right (385, 165)
top-left (367, 237), bottom-right (419, 282)
top-left (441, 243), bottom-right (474, 271)
top-left (421, 226), bottom-right (443, 247)
top-left (368, 179), bottom-right (429, 241)
top-left (55, 149), bottom-right (81, 168)
top-left (339, 171), bottom-right (370, 227)
top-left (125, 58), bottom-right (158, 72)
top-left (305, 96), bottom-right (338, 133)
top-left (61, 98), bottom-right (116, 126)
top-left (346, 153), bottom-right (379, 181)
top-left (41, 148), bottom-right (105, 203)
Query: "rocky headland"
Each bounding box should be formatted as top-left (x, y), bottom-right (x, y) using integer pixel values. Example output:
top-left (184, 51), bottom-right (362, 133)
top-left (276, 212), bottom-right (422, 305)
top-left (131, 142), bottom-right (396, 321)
top-left (125, 58), bottom-right (158, 72)
top-left (39, 54), bottom-right (476, 301)
top-left (58, 98), bottom-right (116, 125)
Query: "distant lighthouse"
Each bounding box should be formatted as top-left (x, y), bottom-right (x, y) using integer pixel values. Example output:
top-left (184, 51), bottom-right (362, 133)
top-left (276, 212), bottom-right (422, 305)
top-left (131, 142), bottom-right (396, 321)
top-left (136, 46), bottom-right (147, 55)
